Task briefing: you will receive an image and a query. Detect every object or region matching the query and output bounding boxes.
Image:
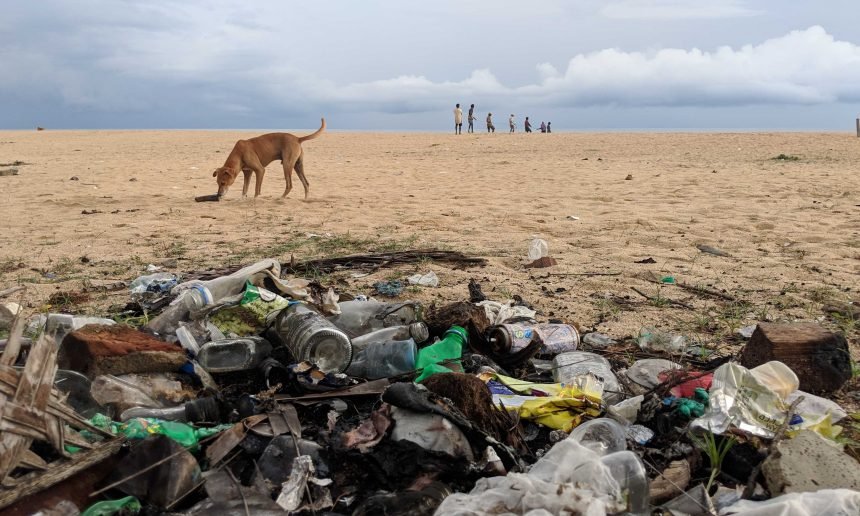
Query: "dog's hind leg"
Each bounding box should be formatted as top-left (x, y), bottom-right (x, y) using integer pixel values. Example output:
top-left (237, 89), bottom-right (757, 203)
top-left (293, 155), bottom-right (310, 199)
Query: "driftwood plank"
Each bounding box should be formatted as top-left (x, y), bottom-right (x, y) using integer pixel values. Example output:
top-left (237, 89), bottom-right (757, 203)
top-left (0, 438), bottom-right (125, 509)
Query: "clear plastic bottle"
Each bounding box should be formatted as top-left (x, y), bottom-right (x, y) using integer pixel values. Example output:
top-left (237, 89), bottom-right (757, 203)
top-left (346, 338), bottom-right (417, 379)
top-left (553, 351), bottom-right (622, 404)
top-left (120, 396), bottom-right (220, 423)
top-left (327, 301), bottom-right (422, 338)
top-left (350, 323), bottom-right (429, 348)
top-left (272, 303), bottom-right (353, 373)
top-left (569, 418), bottom-right (627, 455)
top-left (196, 337), bottom-right (272, 373)
top-left (600, 450), bottom-right (649, 515)
top-left (146, 285), bottom-right (213, 336)
top-left (45, 313), bottom-right (117, 346)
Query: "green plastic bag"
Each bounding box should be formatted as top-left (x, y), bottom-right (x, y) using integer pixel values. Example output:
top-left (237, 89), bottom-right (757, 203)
top-left (415, 326), bottom-right (468, 383)
top-left (119, 418), bottom-right (230, 450)
top-left (81, 496), bottom-right (141, 516)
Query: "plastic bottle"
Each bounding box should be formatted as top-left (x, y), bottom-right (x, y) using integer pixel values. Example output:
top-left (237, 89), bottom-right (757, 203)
top-left (637, 327), bottom-right (687, 353)
top-left (120, 396), bottom-right (221, 423)
top-left (351, 323), bottom-right (429, 348)
top-left (346, 338), bottom-right (418, 379)
top-left (146, 285), bottom-right (213, 336)
top-left (553, 351), bottom-right (622, 404)
top-left (91, 375), bottom-right (162, 416)
top-left (271, 303), bottom-right (353, 373)
top-left (196, 337), bottom-right (272, 373)
top-left (327, 301), bottom-right (422, 338)
top-left (258, 357), bottom-right (291, 390)
top-left (45, 313), bottom-right (116, 346)
top-left (600, 450), bottom-right (649, 515)
top-left (569, 418), bottom-right (627, 455)
top-left (415, 326), bottom-right (468, 383)
top-left (175, 325), bottom-right (200, 355)
top-left (582, 332), bottom-right (617, 348)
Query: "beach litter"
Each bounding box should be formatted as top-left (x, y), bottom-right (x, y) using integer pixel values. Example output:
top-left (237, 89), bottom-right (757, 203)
top-left (0, 253), bottom-right (855, 515)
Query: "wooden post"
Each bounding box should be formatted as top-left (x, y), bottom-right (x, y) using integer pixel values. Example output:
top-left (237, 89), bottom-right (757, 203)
top-left (856, 117), bottom-right (859, 137)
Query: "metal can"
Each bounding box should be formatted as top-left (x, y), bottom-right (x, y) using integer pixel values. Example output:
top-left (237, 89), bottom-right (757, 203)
top-left (488, 322), bottom-right (579, 356)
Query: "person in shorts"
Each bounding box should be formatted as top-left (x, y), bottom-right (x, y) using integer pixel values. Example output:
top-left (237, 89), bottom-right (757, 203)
top-left (453, 104), bottom-right (463, 134)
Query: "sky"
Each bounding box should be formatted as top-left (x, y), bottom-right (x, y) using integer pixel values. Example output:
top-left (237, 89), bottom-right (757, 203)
top-left (2, 0), bottom-right (860, 131)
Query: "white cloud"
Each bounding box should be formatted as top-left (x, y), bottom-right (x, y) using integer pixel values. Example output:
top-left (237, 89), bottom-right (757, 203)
top-left (601, 0), bottom-right (762, 20)
top-left (292, 26), bottom-right (860, 111)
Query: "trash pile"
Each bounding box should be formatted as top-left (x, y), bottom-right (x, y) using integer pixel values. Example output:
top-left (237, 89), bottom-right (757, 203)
top-left (0, 256), bottom-right (858, 515)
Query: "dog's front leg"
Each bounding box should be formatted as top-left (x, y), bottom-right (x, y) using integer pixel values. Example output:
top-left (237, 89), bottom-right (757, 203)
top-left (253, 167), bottom-right (266, 197)
top-left (241, 169), bottom-right (252, 197)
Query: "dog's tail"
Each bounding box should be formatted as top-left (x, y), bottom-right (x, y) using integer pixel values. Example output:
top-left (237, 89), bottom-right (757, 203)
top-left (299, 118), bottom-right (326, 142)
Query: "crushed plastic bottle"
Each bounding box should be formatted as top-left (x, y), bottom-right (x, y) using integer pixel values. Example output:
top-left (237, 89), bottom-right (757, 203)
top-left (582, 332), bottom-right (617, 348)
top-left (637, 327), bottom-right (687, 353)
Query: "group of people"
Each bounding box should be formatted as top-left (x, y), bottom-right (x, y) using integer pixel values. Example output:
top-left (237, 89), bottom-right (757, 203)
top-left (453, 104), bottom-right (551, 134)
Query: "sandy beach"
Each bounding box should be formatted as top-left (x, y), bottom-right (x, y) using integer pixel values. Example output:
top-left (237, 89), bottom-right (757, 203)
top-left (0, 130), bottom-right (857, 369)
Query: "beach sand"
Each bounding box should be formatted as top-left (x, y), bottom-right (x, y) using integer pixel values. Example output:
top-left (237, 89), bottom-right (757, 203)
top-left (1, 130), bottom-right (858, 373)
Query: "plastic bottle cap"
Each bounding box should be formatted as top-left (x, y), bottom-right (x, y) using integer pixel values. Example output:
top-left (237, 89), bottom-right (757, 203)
top-left (190, 285), bottom-right (214, 305)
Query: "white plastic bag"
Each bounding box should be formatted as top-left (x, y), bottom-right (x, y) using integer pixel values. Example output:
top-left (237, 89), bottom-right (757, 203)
top-left (691, 361), bottom-right (844, 438)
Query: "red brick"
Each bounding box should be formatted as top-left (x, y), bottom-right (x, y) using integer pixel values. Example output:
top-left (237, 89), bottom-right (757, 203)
top-left (58, 324), bottom-right (186, 378)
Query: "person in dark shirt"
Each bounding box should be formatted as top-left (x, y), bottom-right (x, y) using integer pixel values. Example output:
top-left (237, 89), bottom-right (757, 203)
top-left (467, 104), bottom-right (476, 133)
top-left (524, 117), bottom-right (533, 133)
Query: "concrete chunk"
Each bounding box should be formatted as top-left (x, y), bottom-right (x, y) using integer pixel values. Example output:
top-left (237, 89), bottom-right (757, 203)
top-left (739, 323), bottom-right (851, 392)
top-left (762, 431), bottom-right (860, 495)
top-left (58, 324), bottom-right (186, 378)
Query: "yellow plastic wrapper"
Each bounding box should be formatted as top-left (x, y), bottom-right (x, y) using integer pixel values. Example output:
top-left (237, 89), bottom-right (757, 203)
top-left (485, 373), bottom-right (603, 432)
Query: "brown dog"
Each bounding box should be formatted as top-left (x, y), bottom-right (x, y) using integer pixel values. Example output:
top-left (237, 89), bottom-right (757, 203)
top-left (213, 118), bottom-right (325, 199)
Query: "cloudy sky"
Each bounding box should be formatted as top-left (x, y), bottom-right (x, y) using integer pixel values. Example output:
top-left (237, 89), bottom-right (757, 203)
top-left (2, 0), bottom-right (859, 130)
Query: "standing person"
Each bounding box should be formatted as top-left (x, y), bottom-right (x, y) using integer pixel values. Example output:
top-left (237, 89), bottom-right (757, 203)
top-left (540, 121), bottom-right (546, 133)
top-left (453, 104), bottom-right (463, 134)
top-left (546, 121), bottom-right (551, 133)
top-left (486, 112), bottom-right (495, 133)
top-left (524, 117), bottom-right (532, 133)
top-left (467, 104), bottom-right (476, 133)
top-left (509, 114), bottom-right (516, 133)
